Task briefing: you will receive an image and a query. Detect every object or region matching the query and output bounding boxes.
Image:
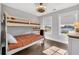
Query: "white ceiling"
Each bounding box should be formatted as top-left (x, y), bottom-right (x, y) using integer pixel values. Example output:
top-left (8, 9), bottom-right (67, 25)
top-left (3, 3), bottom-right (78, 16)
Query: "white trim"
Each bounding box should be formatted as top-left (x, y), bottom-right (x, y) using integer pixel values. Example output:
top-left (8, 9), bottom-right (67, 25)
top-left (7, 38), bottom-right (44, 55)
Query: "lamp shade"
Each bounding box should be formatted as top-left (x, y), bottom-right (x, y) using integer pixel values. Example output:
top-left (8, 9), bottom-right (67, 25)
top-left (74, 22), bottom-right (79, 32)
top-left (74, 22), bottom-right (79, 28)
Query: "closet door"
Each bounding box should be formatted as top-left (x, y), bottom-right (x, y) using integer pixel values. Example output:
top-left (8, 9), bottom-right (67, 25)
top-left (43, 16), bottom-right (52, 40)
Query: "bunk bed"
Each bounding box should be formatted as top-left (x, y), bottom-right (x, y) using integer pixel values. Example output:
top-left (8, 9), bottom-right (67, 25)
top-left (5, 12), bottom-right (44, 55)
top-left (7, 34), bottom-right (44, 55)
top-left (6, 16), bottom-right (40, 27)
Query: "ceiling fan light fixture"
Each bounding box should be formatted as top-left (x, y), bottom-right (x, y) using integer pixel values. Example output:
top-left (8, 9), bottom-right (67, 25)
top-left (36, 3), bottom-right (45, 13)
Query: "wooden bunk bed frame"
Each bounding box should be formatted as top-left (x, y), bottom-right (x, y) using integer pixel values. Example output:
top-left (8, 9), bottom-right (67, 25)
top-left (5, 12), bottom-right (44, 55)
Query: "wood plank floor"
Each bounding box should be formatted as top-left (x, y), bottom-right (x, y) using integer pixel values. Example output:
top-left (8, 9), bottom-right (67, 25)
top-left (14, 39), bottom-right (68, 55)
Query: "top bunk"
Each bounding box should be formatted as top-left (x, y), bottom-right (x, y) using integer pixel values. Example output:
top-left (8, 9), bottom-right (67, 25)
top-left (5, 12), bottom-right (40, 27)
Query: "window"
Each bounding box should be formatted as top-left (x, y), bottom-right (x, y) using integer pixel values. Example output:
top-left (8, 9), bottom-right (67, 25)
top-left (59, 10), bottom-right (78, 35)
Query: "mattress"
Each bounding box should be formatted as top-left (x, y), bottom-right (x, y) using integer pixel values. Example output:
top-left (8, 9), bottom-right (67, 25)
top-left (8, 34), bottom-right (43, 50)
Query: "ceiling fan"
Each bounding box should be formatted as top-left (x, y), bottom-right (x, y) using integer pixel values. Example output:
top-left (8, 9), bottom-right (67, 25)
top-left (36, 3), bottom-right (46, 13)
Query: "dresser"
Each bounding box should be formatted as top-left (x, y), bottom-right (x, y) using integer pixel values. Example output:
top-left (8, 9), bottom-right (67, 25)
top-left (68, 32), bottom-right (79, 55)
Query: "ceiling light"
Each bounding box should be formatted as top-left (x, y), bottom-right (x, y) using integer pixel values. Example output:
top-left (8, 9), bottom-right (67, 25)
top-left (36, 3), bottom-right (46, 13)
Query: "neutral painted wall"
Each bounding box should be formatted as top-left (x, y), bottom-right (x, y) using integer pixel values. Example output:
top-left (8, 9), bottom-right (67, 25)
top-left (2, 4), bottom-right (40, 36)
top-left (40, 4), bottom-right (79, 44)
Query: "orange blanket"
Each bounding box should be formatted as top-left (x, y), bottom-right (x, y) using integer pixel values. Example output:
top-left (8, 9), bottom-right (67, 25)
top-left (8, 34), bottom-right (43, 50)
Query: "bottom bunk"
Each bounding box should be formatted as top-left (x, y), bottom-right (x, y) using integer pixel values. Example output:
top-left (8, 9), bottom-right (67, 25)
top-left (7, 34), bottom-right (44, 55)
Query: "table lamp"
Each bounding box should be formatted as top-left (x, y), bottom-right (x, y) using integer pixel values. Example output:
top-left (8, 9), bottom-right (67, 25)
top-left (74, 22), bottom-right (79, 32)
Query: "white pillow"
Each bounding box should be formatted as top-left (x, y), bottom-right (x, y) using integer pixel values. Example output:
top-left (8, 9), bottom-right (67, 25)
top-left (7, 33), bottom-right (17, 43)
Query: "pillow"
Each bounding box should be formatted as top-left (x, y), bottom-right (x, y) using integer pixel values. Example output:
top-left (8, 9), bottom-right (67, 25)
top-left (7, 33), bottom-right (17, 43)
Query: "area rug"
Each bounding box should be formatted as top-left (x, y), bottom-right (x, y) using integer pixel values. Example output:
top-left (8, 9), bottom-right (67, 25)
top-left (43, 46), bottom-right (68, 55)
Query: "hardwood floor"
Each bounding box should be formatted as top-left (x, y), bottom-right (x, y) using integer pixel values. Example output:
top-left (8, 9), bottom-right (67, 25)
top-left (14, 39), bottom-right (68, 55)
